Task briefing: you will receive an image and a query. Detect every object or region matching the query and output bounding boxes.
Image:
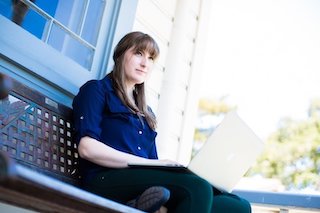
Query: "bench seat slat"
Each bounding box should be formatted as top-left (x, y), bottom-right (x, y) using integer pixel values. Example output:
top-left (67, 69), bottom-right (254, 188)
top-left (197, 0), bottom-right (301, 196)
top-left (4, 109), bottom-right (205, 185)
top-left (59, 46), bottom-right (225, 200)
top-left (0, 153), bottom-right (144, 213)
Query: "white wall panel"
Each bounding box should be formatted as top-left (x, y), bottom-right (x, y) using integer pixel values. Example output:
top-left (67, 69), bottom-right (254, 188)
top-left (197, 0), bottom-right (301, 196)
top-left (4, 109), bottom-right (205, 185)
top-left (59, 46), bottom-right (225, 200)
top-left (190, 0), bottom-right (200, 18)
top-left (175, 58), bottom-right (192, 87)
top-left (182, 39), bottom-right (195, 65)
top-left (146, 88), bottom-right (160, 113)
top-left (169, 109), bottom-right (184, 136)
top-left (134, 0), bottom-right (174, 42)
top-left (153, 0), bottom-right (177, 18)
top-left (146, 65), bottom-right (164, 96)
top-left (175, 84), bottom-right (188, 110)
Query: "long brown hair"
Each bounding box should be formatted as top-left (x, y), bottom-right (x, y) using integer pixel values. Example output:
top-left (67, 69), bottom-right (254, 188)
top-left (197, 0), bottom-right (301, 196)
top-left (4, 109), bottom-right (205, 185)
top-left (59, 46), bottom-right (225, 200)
top-left (107, 31), bottom-right (159, 130)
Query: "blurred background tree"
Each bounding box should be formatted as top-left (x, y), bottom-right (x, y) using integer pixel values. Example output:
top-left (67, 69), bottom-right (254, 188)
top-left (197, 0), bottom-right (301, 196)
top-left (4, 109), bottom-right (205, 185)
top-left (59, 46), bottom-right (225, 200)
top-left (194, 97), bottom-right (320, 191)
top-left (249, 98), bottom-right (320, 191)
top-left (193, 97), bottom-right (234, 157)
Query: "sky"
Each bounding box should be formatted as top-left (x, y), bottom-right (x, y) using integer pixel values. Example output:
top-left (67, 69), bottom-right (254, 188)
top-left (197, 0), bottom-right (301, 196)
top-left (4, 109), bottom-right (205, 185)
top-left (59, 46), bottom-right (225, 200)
top-left (200, 0), bottom-right (320, 140)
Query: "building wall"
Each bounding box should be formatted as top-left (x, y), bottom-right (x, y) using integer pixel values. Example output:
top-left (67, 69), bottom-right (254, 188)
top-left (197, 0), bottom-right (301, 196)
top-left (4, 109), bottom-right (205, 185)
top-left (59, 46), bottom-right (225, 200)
top-left (132, 0), bottom-right (212, 164)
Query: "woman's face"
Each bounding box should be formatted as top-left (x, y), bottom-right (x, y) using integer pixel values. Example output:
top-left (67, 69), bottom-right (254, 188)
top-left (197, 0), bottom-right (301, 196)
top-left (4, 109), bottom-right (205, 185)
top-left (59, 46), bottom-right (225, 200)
top-left (123, 47), bottom-right (155, 88)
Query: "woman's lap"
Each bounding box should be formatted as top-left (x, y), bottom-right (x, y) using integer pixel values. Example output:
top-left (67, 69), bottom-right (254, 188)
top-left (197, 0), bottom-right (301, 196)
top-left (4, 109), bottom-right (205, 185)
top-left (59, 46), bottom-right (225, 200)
top-left (82, 168), bottom-right (250, 213)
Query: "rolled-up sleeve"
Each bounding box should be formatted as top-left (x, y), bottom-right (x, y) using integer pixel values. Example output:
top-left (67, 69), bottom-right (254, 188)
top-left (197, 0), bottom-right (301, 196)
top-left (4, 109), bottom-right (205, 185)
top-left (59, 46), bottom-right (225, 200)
top-left (72, 80), bottom-right (106, 145)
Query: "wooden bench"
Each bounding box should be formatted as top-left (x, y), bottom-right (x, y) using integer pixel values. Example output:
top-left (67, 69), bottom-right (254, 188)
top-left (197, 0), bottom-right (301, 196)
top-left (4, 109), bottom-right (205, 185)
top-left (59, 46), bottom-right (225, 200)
top-left (0, 74), bottom-right (143, 213)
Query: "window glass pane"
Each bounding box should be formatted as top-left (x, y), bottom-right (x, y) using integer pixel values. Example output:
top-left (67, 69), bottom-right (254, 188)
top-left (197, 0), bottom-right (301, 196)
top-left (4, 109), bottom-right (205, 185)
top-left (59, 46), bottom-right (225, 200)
top-left (0, 0), bottom-right (48, 40)
top-left (0, 0), bottom-right (12, 18)
top-left (54, 0), bottom-right (86, 34)
top-left (47, 22), bottom-right (65, 51)
top-left (48, 23), bottom-right (94, 69)
top-left (32, 0), bottom-right (58, 17)
top-left (18, 7), bottom-right (47, 39)
top-left (82, 0), bottom-right (106, 45)
top-left (0, 0), bottom-right (106, 70)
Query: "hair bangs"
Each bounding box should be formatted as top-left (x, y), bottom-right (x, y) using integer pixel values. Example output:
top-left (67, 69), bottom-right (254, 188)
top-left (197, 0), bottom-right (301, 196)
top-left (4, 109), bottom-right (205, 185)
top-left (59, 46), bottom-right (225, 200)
top-left (134, 36), bottom-right (160, 60)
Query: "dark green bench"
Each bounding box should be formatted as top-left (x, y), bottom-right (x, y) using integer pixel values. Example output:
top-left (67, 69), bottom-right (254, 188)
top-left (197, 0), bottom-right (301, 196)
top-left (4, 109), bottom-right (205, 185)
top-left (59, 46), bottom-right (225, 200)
top-left (0, 74), bottom-right (143, 213)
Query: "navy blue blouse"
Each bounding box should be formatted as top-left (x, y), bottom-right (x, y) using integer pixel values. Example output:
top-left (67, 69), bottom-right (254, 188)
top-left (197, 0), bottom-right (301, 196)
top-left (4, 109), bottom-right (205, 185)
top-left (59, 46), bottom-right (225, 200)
top-left (72, 76), bottom-right (158, 179)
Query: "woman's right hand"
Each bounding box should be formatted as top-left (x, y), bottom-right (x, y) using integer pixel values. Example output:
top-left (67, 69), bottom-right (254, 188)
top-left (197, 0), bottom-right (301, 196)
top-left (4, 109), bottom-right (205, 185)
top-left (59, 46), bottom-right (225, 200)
top-left (149, 159), bottom-right (183, 167)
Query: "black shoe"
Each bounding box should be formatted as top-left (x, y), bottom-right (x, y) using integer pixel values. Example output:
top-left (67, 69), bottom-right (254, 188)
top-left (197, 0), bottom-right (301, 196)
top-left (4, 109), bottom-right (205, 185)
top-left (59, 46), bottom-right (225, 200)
top-left (126, 186), bottom-right (170, 212)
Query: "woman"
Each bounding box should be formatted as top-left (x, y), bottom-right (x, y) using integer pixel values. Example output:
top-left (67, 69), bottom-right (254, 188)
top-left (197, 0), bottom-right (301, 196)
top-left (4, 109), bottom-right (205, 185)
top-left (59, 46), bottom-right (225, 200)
top-left (72, 31), bottom-right (251, 213)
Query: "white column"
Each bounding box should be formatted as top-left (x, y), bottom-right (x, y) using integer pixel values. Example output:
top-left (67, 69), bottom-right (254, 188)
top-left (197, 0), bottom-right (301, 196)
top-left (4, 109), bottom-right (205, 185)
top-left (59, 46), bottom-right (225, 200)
top-left (177, 0), bottom-right (213, 164)
top-left (156, 0), bottom-right (193, 160)
top-left (156, 0), bottom-right (213, 164)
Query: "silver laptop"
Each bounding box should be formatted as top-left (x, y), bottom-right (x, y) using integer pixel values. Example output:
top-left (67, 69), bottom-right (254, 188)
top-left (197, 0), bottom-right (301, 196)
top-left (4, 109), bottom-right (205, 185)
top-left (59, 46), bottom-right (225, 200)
top-left (128, 111), bottom-right (265, 192)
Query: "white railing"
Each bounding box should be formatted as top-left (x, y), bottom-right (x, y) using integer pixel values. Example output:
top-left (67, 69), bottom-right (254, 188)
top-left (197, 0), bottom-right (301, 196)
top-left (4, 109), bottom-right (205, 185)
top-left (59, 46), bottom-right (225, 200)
top-left (233, 190), bottom-right (320, 213)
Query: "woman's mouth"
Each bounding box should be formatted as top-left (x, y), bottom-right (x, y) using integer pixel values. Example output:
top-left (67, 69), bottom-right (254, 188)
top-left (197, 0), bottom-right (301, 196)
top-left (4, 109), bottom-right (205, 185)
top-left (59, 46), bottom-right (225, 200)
top-left (136, 69), bottom-right (146, 74)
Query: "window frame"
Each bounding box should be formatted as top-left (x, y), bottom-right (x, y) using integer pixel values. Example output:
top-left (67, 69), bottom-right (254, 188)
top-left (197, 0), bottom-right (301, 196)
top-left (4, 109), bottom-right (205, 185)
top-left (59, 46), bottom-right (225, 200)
top-left (0, 0), bottom-right (138, 105)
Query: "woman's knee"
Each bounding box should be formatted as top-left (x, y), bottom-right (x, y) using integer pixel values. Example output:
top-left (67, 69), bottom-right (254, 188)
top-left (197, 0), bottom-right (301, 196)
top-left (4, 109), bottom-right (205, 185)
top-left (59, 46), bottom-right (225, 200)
top-left (168, 175), bottom-right (213, 212)
top-left (185, 175), bottom-right (213, 199)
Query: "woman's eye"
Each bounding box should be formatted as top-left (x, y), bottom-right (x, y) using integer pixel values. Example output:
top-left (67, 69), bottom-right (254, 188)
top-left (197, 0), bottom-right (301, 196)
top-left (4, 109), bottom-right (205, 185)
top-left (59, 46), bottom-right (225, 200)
top-left (136, 51), bottom-right (143, 56)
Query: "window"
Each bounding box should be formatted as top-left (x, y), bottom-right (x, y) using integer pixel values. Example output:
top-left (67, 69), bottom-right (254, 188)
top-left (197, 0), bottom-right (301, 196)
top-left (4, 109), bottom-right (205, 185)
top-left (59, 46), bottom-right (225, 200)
top-left (0, 0), bottom-right (105, 70)
top-left (0, 0), bottom-right (138, 105)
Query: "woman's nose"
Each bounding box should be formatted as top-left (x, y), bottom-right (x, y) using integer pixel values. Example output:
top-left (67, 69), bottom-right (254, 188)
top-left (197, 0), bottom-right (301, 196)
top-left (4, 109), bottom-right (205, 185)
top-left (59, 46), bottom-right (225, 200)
top-left (140, 57), bottom-right (147, 66)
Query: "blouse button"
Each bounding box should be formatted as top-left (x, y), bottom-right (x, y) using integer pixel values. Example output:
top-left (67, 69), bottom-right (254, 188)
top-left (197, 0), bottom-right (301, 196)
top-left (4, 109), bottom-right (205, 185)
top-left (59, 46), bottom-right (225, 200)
top-left (137, 146), bottom-right (141, 150)
top-left (138, 130), bottom-right (143, 135)
top-left (80, 116), bottom-right (84, 120)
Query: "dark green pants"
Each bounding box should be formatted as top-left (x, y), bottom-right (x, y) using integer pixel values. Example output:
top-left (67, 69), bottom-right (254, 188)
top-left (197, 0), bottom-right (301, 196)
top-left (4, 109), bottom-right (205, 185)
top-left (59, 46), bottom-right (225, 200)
top-left (82, 168), bottom-right (251, 213)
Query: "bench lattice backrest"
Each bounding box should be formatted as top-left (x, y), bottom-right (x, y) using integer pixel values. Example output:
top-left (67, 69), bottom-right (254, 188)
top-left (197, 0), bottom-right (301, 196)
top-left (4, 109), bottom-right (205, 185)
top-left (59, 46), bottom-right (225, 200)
top-left (0, 77), bottom-right (80, 184)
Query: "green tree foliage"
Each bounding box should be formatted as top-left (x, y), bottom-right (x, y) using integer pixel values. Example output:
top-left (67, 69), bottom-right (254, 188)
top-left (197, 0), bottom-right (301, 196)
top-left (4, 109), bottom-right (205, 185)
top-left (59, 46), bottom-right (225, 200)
top-left (195, 98), bottom-right (234, 142)
top-left (198, 98), bottom-right (234, 114)
top-left (193, 98), bottom-right (235, 157)
top-left (195, 98), bottom-right (320, 190)
top-left (249, 98), bottom-right (320, 190)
